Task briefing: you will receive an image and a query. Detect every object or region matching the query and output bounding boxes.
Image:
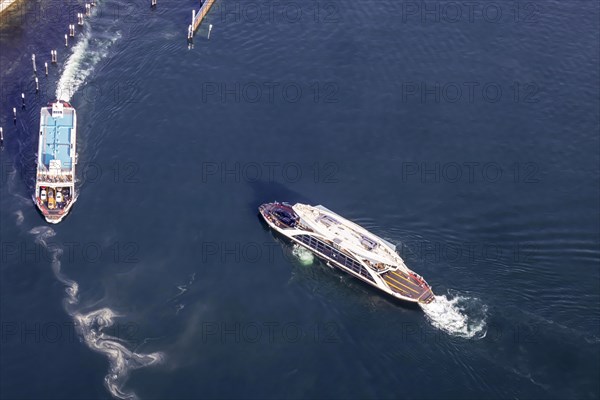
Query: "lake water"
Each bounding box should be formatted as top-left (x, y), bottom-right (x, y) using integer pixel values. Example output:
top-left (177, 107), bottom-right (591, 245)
top-left (1, 0), bottom-right (599, 399)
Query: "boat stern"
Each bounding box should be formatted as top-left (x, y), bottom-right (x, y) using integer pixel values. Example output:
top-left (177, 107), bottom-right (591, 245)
top-left (382, 268), bottom-right (436, 305)
top-left (418, 289), bottom-right (436, 304)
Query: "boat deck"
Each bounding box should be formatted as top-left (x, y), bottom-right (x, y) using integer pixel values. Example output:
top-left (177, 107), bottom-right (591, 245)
top-left (294, 204), bottom-right (402, 266)
top-left (261, 202), bottom-right (436, 304)
top-left (40, 108), bottom-right (74, 170)
top-left (382, 269), bottom-right (435, 303)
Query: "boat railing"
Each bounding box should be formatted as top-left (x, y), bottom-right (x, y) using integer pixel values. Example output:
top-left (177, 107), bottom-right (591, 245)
top-left (36, 173), bottom-right (74, 184)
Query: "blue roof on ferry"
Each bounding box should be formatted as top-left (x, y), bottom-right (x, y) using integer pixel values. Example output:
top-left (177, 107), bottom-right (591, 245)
top-left (41, 111), bottom-right (74, 168)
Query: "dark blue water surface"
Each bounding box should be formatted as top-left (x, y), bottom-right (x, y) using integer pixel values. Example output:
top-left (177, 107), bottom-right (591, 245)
top-left (1, 0), bottom-right (599, 399)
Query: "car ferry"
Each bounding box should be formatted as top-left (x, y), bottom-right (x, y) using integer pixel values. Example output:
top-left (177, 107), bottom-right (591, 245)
top-left (259, 202), bottom-right (435, 304)
top-left (34, 101), bottom-right (77, 223)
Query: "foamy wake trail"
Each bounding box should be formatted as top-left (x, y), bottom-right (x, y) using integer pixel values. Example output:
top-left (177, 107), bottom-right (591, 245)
top-left (74, 309), bottom-right (163, 400)
top-left (55, 5), bottom-right (120, 102)
top-left (4, 163), bottom-right (30, 206)
top-left (292, 244), bottom-right (315, 265)
top-left (29, 226), bottom-right (164, 399)
top-left (30, 226), bottom-right (79, 304)
top-left (14, 210), bottom-right (24, 225)
top-left (56, 32), bottom-right (89, 101)
top-left (420, 292), bottom-right (488, 339)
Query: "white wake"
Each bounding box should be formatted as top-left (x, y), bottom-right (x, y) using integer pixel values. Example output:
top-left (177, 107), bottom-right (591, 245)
top-left (420, 291), bottom-right (488, 339)
top-left (292, 244), bottom-right (315, 265)
top-left (55, 4), bottom-right (120, 102)
top-left (29, 226), bottom-right (164, 399)
top-left (74, 308), bottom-right (163, 400)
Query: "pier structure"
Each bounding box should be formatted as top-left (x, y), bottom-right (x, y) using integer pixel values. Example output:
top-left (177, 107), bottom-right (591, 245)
top-left (190, 0), bottom-right (216, 37)
top-left (0, 0), bottom-right (19, 16)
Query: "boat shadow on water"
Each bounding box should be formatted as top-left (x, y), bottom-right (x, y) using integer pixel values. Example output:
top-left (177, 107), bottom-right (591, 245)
top-left (246, 180), bottom-right (315, 216)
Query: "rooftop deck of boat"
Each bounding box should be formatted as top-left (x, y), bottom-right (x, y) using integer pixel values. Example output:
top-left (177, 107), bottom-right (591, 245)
top-left (40, 108), bottom-right (74, 170)
top-left (294, 204), bottom-right (402, 265)
top-left (382, 269), bottom-right (434, 303)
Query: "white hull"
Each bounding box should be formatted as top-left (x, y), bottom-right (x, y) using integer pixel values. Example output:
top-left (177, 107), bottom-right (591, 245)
top-left (260, 202), bottom-right (435, 304)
